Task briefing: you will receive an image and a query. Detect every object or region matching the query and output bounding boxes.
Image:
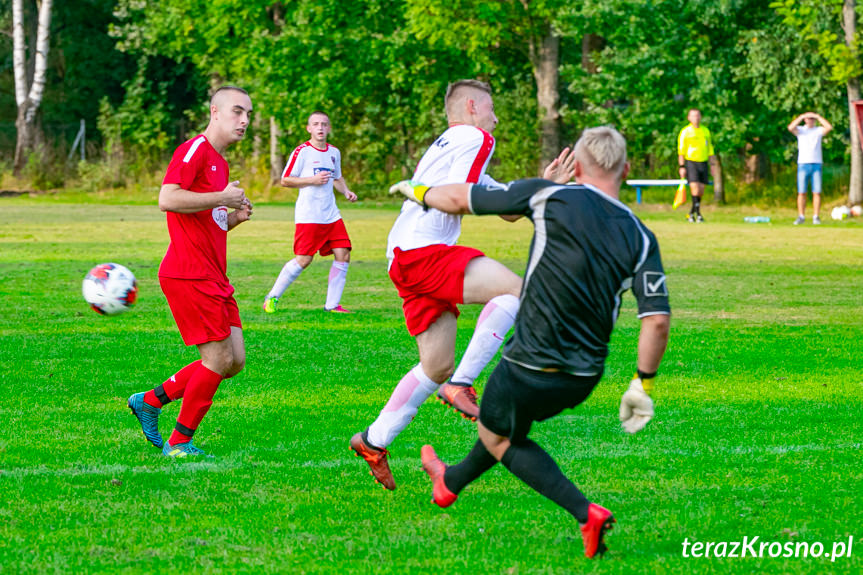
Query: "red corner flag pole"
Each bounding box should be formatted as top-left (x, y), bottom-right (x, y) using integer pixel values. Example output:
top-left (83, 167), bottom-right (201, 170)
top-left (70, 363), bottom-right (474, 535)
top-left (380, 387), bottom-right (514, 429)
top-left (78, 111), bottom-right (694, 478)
top-left (854, 100), bottom-right (863, 152)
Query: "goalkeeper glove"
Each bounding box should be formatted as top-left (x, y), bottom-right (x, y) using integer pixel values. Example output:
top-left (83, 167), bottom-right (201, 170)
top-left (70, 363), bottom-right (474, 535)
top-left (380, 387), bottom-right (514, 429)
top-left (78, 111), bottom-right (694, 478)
top-left (389, 180), bottom-right (430, 207)
top-left (619, 377), bottom-right (654, 434)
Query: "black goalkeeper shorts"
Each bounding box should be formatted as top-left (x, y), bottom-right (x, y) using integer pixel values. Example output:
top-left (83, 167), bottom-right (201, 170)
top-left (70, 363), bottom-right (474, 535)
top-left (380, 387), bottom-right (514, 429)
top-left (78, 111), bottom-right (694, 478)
top-left (479, 359), bottom-right (602, 443)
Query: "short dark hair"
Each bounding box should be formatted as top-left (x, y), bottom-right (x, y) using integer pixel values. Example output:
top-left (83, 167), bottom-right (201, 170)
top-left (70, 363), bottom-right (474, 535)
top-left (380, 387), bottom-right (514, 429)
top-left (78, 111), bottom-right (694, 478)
top-left (210, 85), bottom-right (249, 107)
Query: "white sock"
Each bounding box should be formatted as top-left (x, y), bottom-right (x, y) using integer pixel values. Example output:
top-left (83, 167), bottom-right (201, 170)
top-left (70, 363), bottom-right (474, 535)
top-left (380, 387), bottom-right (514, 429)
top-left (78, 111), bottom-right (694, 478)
top-left (267, 259), bottom-right (304, 299)
top-left (324, 261), bottom-right (349, 310)
top-left (451, 294), bottom-right (520, 385)
top-left (366, 364), bottom-right (438, 449)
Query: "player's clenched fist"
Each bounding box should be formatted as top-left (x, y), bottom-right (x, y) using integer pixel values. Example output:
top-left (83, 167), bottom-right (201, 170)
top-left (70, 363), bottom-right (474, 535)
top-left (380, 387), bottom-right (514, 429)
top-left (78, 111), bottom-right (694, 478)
top-left (619, 378), bottom-right (654, 434)
top-left (389, 180), bottom-right (430, 205)
top-left (221, 180), bottom-right (247, 209)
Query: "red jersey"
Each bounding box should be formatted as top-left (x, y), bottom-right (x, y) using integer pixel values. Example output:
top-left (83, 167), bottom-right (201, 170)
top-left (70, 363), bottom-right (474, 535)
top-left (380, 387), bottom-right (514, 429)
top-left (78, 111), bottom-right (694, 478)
top-left (158, 135), bottom-right (232, 290)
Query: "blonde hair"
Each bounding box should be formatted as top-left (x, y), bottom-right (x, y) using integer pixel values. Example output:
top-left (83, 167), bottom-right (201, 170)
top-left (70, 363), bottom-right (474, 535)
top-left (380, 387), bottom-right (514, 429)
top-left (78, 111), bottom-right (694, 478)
top-left (574, 127), bottom-right (627, 178)
top-left (444, 80), bottom-right (492, 119)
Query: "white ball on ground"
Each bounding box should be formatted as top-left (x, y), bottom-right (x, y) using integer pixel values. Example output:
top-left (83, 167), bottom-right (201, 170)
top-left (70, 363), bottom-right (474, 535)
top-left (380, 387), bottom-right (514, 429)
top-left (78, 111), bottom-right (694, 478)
top-left (851, 204), bottom-right (862, 217)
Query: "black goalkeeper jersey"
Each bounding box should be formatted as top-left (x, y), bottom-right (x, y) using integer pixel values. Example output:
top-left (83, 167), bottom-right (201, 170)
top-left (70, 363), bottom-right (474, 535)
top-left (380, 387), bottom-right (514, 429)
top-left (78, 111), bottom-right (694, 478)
top-left (469, 178), bottom-right (671, 376)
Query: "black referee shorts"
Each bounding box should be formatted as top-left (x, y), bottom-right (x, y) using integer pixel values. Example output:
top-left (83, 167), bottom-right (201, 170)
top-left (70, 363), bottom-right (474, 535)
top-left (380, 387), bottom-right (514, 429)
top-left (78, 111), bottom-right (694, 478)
top-left (479, 359), bottom-right (602, 443)
top-left (685, 160), bottom-right (710, 185)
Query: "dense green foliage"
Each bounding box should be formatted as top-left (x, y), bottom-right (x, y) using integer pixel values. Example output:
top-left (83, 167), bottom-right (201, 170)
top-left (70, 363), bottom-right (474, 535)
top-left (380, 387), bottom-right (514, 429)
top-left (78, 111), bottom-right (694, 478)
top-left (1, 199), bottom-right (862, 572)
top-left (2, 1), bottom-right (862, 199)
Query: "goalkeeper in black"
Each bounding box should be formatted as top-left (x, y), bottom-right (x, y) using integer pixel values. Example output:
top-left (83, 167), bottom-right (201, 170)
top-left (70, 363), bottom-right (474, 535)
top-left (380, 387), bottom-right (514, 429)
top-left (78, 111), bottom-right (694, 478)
top-left (389, 126), bottom-right (671, 559)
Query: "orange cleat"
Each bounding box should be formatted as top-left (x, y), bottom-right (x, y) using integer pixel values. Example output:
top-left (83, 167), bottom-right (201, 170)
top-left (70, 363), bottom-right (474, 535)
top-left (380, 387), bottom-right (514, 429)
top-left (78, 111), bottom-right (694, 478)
top-left (580, 503), bottom-right (615, 558)
top-left (437, 382), bottom-right (479, 421)
top-left (350, 432), bottom-right (396, 490)
top-left (420, 445), bottom-right (458, 508)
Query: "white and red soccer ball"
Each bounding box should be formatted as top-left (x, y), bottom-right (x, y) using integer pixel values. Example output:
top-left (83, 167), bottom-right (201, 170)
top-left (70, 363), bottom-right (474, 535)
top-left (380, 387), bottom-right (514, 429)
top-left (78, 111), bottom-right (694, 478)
top-left (82, 263), bottom-right (138, 316)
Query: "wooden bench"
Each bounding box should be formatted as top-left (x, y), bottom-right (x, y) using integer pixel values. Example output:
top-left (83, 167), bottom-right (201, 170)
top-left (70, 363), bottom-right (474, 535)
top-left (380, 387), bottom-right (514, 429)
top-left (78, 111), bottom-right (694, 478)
top-left (625, 179), bottom-right (687, 204)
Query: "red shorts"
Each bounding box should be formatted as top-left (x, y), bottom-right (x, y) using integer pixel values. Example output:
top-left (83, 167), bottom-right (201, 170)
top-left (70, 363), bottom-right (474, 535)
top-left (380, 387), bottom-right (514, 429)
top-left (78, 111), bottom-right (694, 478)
top-left (159, 277), bottom-right (242, 346)
top-left (389, 244), bottom-right (484, 336)
top-left (294, 219), bottom-right (352, 256)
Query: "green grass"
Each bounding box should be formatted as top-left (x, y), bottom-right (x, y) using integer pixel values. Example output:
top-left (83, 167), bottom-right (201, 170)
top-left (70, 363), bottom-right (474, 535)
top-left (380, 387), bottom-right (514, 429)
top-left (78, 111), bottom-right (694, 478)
top-left (1, 198), bottom-right (862, 574)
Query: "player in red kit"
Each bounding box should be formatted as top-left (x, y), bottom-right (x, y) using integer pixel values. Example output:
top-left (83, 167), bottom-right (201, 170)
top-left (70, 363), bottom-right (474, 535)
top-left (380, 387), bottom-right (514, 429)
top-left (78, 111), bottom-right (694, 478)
top-left (127, 86), bottom-right (254, 457)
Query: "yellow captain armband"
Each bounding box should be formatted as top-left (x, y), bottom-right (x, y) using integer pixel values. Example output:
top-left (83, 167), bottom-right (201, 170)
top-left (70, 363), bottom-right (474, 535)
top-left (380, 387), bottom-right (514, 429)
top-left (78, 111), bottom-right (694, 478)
top-left (388, 180), bottom-right (431, 208)
top-left (641, 378), bottom-right (655, 395)
top-left (412, 184), bottom-right (430, 204)
top-left (635, 371), bottom-right (656, 395)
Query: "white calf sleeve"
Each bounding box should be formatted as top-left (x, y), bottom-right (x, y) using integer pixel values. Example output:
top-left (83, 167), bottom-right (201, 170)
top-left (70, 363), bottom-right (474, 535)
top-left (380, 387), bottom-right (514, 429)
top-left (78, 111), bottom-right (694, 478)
top-left (268, 259), bottom-right (304, 299)
top-left (325, 261), bottom-right (349, 310)
top-left (366, 364), bottom-right (438, 449)
top-left (451, 294), bottom-right (520, 385)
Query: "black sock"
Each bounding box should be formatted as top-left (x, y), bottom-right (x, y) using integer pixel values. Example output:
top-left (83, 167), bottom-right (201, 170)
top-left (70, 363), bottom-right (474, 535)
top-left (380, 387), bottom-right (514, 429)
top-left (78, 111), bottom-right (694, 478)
top-left (443, 439), bottom-right (498, 494)
top-left (501, 439), bottom-right (590, 523)
top-left (692, 196), bottom-right (701, 214)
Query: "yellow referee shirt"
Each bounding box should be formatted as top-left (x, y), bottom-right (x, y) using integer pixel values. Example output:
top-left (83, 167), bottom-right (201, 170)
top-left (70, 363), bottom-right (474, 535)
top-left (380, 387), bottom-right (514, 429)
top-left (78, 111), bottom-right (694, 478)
top-left (677, 124), bottom-right (715, 162)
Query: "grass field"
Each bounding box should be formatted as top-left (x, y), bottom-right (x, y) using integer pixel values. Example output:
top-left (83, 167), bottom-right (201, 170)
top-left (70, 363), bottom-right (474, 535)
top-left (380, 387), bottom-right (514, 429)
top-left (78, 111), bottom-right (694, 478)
top-left (1, 198), bottom-right (862, 574)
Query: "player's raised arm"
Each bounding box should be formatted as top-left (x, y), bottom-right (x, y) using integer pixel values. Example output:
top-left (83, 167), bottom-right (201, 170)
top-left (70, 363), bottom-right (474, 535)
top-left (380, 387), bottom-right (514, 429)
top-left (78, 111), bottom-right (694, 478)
top-left (159, 181), bottom-right (247, 213)
top-left (788, 113), bottom-right (807, 135)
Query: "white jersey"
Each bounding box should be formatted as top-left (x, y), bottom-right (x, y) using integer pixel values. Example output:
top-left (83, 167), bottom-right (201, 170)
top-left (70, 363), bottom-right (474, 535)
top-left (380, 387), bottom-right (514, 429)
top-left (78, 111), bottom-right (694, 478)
top-left (796, 126), bottom-right (824, 164)
top-left (282, 142), bottom-right (343, 224)
top-left (386, 124), bottom-right (498, 260)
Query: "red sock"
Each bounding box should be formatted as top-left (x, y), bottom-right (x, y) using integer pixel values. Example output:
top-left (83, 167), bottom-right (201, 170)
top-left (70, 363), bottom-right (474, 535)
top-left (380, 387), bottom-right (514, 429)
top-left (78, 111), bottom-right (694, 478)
top-left (169, 364), bottom-right (223, 445)
top-left (144, 360), bottom-right (202, 408)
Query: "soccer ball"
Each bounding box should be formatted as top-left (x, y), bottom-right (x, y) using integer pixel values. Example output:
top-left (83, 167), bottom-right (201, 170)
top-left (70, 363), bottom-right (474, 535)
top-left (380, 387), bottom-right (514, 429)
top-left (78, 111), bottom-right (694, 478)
top-left (831, 205), bottom-right (851, 221)
top-left (851, 204), bottom-right (862, 218)
top-left (82, 263), bottom-right (138, 316)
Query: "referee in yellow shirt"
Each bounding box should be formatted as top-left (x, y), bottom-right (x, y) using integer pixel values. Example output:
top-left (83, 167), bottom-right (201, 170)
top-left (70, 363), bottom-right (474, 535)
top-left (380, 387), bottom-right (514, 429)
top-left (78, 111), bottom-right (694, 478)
top-left (677, 108), bottom-right (717, 222)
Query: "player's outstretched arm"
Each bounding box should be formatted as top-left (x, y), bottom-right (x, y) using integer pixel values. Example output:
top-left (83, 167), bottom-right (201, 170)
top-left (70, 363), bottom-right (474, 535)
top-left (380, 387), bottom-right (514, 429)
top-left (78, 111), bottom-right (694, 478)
top-left (389, 181), bottom-right (471, 214)
top-left (620, 313), bottom-right (670, 434)
top-left (159, 181), bottom-right (247, 213)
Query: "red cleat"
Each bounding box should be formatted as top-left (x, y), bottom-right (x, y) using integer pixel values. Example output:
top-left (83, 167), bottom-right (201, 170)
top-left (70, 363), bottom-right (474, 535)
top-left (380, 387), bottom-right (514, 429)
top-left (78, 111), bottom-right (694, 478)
top-left (420, 445), bottom-right (458, 508)
top-left (437, 382), bottom-right (479, 421)
top-left (326, 305), bottom-right (352, 313)
top-left (580, 503), bottom-right (615, 558)
top-left (350, 432), bottom-right (396, 490)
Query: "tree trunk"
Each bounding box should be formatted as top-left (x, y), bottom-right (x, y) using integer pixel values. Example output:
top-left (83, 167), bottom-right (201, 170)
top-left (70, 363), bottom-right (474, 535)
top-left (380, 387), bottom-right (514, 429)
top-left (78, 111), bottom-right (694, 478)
top-left (14, 101), bottom-right (36, 173)
top-left (531, 26), bottom-right (560, 173)
top-left (844, 0), bottom-right (863, 204)
top-left (12, 0), bottom-right (53, 176)
top-left (712, 155), bottom-right (725, 204)
top-left (743, 143), bottom-right (766, 184)
top-left (251, 113), bottom-right (262, 175)
top-left (581, 33), bottom-right (605, 74)
top-left (270, 116), bottom-right (284, 184)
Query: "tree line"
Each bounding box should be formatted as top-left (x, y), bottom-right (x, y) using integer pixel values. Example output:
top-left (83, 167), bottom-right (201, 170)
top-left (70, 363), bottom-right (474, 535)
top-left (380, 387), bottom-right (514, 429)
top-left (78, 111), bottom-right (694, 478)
top-left (3, 0), bottom-right (862, 203)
